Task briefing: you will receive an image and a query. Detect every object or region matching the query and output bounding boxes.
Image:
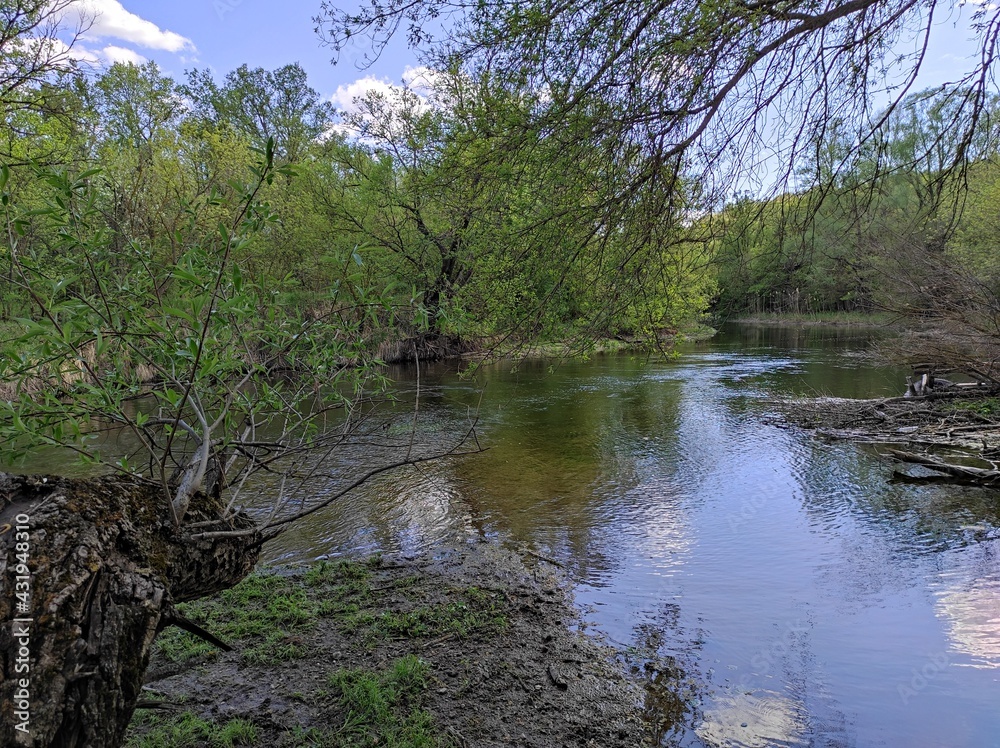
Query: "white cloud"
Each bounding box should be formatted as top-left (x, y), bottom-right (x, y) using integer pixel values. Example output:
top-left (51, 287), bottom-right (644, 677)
top-left (40, 36), bottom-right (101, 66)
top-left (330, 66), bottom-right (444, 116)
top-left (44, 36), bottom-right (159, 70)
top-left (401, 65), bottom-right (441, 94)
top-left (330, 75), bottom-right (401, 116)
top-left (44, 36), bottom-right (150, 67)
top-left (69, 0), bottom-right (195, 53)
top-left (101, 44), bottom-right (146, 65)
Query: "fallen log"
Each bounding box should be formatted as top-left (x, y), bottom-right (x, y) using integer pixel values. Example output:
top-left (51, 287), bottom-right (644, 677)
top-left (885, 449), bottom-right (1000, 486)
top-left (0, 472), bottom-right (260, 747)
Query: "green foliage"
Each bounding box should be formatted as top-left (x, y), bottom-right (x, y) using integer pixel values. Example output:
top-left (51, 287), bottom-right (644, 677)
top-left (182, 64), bottom-right (334, 163)
top-left (950, 398), bottom-right (1000, 418)
top-left (709, 85), bottom-right (1000, 321)
top-left (0, 143), bottom-right (395, 524)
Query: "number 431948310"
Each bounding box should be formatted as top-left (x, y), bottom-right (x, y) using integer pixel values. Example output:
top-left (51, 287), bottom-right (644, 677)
top-left (13, 523), bottom-right (31, 606)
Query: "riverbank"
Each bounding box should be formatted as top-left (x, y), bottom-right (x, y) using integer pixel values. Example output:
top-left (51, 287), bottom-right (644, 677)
top-left (127, 543), bottom-right (651, 748)
top-left (490, 325), bottom-right (719, 362)
top-left (728, 311), bottom-right (896, 327)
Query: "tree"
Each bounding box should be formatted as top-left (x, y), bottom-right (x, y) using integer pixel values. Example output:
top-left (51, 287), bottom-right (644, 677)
top-left (93, 62), bottom-right (182, 153)
top-left (318, 1), bottom-right (1000, 194)
top-left (311, 62), bottom-right (713, 351)
top-left (182, 63), bottom-right (335, 163)
top-left (316, 0), bottom-right (1000, 343)
top-left (0, 1), bottom-right (92, 162)
top-left (0, 141), bottom-right (479, 745)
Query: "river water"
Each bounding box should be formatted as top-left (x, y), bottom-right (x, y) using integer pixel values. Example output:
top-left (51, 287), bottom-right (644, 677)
top-left (19, 324), bottom-right (1000, 746)
top-left (267, 324), bottom-right (1000, 747)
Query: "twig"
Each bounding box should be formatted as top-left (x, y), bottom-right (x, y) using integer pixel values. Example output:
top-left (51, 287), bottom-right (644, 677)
top-left (162, 607), bottom-right (233, 651)
top-left (524, 549), bottom-right (566, 568)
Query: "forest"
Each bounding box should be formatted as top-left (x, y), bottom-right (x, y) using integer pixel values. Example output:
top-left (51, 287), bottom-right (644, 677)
top-left (5, 57), bottom-right (1000, 373)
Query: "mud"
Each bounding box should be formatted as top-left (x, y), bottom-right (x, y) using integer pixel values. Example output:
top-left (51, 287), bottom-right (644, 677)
top-left (132, 542), bottom-right (652, 747)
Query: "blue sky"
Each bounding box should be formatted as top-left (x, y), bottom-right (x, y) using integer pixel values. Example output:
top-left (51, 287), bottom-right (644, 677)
top-left (64, 1), bottom-right (994, 113)
top-left (63, 0), bottom-right (422, 111)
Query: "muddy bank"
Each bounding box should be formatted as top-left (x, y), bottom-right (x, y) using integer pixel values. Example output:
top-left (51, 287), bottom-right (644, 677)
top-left (127, 542), bottom-right (652, 748)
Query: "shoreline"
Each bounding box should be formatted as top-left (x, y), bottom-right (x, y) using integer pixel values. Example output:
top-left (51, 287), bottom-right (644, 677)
top-left (128, 542), bottom-right (653, 747)
top-left (726, 312), bottom-right (897, 328)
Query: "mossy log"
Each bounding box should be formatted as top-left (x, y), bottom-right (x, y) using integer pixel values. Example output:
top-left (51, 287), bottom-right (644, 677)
top-left (0, 472), bottom-right (260, 747)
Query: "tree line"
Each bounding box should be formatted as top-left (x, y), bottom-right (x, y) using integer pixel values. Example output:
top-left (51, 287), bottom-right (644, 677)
top-left (711, 86), bottom-right (1000, 322)
top-left (0, 58), bottom-right (714, 353)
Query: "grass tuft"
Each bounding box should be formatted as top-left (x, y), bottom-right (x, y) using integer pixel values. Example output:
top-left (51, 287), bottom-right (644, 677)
top-left (327, 655), bottom-right (443, 747)
top-left (125, 712), bottom-right (256, 748)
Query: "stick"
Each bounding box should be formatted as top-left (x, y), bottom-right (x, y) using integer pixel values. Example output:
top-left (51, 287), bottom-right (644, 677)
top-left (162, 607), bottom-right (233, 651)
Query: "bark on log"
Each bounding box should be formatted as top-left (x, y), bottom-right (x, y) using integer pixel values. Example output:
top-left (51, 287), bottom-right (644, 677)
top-left (0, 472), bottom-right (260, 747)
top-left (886, 449), bottom-right (1000, 486)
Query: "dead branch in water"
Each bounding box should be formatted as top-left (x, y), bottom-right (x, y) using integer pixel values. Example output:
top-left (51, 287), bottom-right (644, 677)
top-left (883, 448), bottom-right (1000, 487)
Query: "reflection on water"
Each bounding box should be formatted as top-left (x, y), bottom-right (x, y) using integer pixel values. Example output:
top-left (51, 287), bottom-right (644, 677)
top-left (263, 324), bottom-right (1000, 746)
top-left (934, 547), bottom-right (1000, 669)
top-left (696, 690), bottom-right (809, 748)
top-left (13, 324), bottom-right (1000, 746)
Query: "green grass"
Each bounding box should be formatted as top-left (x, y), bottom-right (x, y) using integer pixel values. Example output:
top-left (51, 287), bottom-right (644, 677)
top-left (155, 569), bottom-right (328, 665)
top-left (950, 397), bottom-right (1000, 418)
top-left (327, 655), bottom-right (445, 748)
top-left (153, 558), bottom-right (507, 666)
top-left (125, 712), bottom-right (257, 748)
top-left (340, 585), bottom-right (507, 645)
top-left (279, 726), bottom-right (340, 748)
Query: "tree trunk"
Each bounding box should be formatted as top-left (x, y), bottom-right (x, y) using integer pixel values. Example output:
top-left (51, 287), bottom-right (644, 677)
top-left (0, 472), bottom-right (260, 747)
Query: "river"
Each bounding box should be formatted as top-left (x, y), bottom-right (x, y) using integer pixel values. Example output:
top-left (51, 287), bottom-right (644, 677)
top-left (14, 324), bottom-right (1000, 746)
top-left (267, 324), bottom-right (1000, 747)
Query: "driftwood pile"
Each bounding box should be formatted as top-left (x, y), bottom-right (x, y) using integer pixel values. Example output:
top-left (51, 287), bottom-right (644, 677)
top-left (777, 384), bottom-right (1000, 487)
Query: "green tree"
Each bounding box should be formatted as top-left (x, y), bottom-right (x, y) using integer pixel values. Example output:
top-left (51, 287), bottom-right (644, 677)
top-left (182, 63), bottom-right (335, 163)
top-left (0, 142), bottom-right (479, 744)
top-left (317, 0), bottom-right (1000, 340)
top-left (94, 61), bottom-right (182, 153)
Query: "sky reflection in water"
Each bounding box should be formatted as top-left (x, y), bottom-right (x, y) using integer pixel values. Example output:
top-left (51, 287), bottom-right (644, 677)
top-left (266, 325), bottom-right (1000, 747)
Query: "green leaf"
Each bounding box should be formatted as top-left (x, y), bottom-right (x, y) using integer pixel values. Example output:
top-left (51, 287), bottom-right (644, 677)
top-left (162, 306), bottom-right (197, 324)
top-left (94, 329), bottom-right (106, 358)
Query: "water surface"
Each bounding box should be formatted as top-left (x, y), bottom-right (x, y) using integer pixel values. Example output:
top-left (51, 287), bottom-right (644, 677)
top-left (17, 324), bottom-right (1000, 746)
top-left (270, 324), bottom-right (1000, 747)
